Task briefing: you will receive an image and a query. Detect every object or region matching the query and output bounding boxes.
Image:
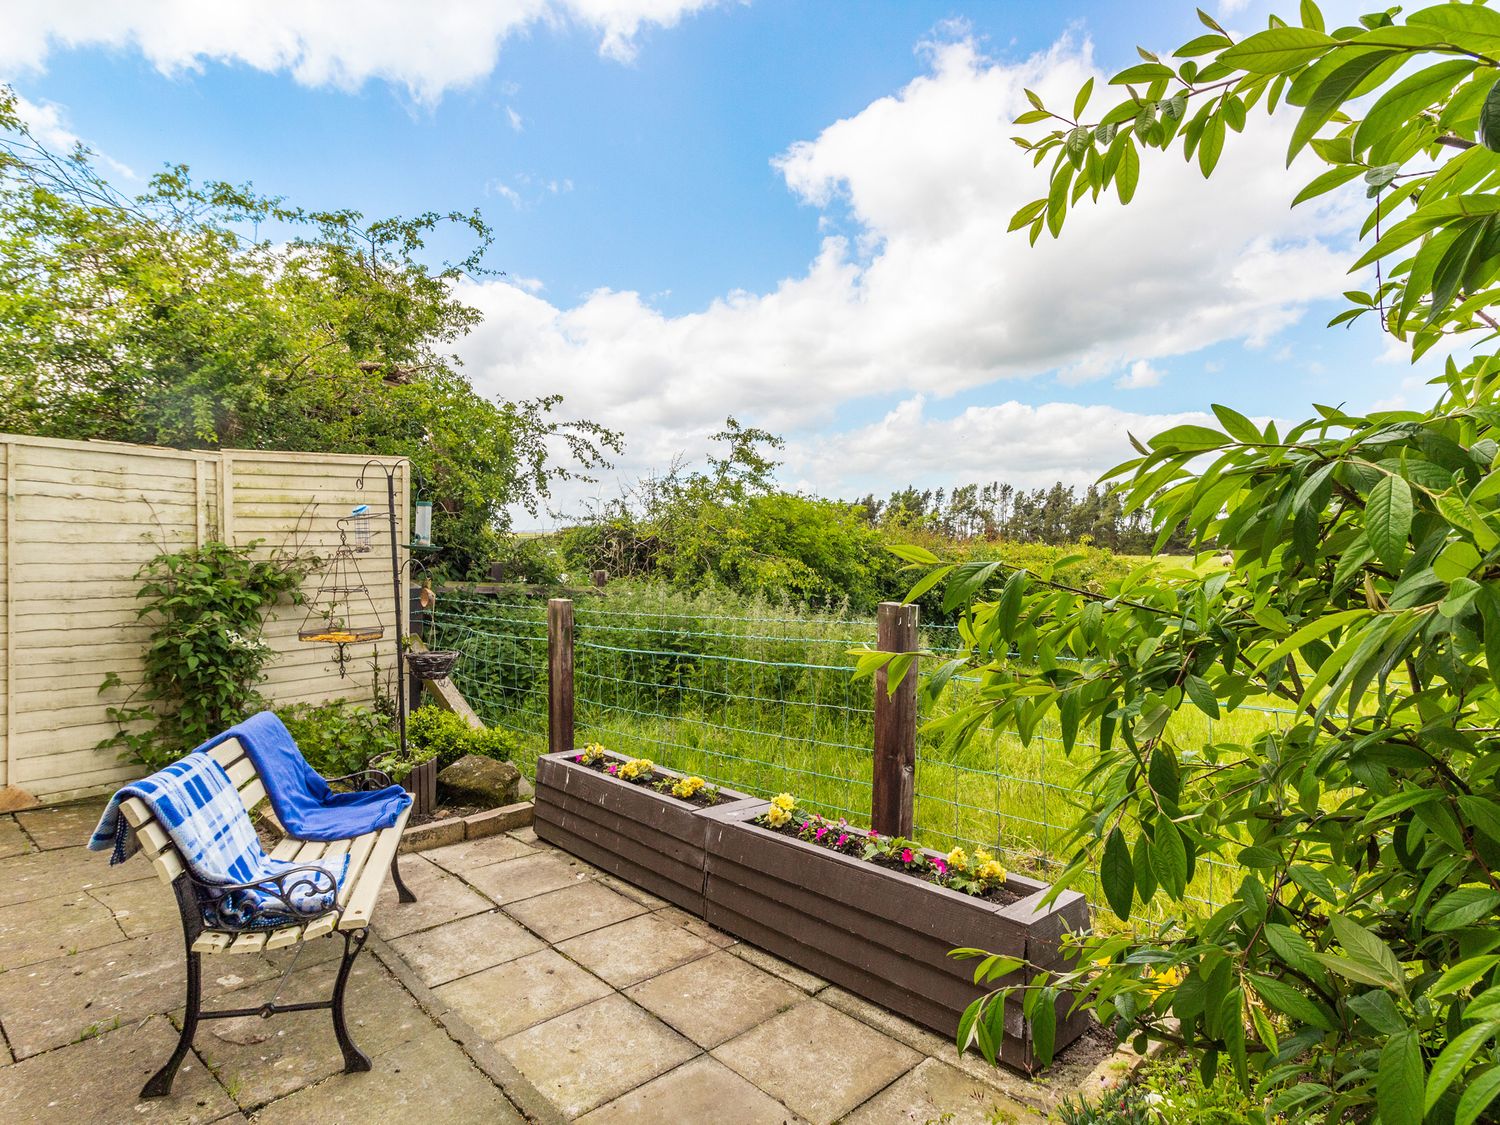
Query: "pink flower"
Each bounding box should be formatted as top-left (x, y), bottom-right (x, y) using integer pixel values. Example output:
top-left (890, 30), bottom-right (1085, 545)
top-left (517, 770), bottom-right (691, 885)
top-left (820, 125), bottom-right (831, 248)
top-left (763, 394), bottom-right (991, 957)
top-left (606, 764), bottom-right (618, 775)
top-left (814, 826), bottom-right (828, 840)
top-left (836, 834), bottom-right (849, 847)
top-left (901, 848), bottom-right (915, 864)
top-left (932, 858), bottom-right (947, 875)
top-left (868, 831), bottom-right (880, 842)
top-left (574, 754), bottom-right (584, 763)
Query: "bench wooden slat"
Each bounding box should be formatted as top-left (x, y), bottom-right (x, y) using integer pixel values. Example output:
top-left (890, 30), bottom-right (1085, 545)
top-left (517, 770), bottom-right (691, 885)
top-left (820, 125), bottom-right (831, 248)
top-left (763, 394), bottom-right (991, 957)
top-left (224, 757), bottom-right (256, 790)
top-left (340, 806), bottom-right (411, 930)
top-left (263, 839), bottom-right (355, 950)
top-left (206, 740), bottom-right (246, 770)
top-left (338, 831), bottom-right (381, 909)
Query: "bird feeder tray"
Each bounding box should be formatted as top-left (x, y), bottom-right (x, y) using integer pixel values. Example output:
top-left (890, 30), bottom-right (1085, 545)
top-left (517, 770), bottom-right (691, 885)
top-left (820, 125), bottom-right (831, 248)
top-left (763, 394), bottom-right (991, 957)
top-left (299, 627), bottom-right (385, 644)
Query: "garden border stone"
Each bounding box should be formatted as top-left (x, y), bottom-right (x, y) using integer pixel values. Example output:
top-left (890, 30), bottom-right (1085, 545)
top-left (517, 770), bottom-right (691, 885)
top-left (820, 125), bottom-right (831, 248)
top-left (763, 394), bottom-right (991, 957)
top-left (399, 800), bottom-right (535, 854)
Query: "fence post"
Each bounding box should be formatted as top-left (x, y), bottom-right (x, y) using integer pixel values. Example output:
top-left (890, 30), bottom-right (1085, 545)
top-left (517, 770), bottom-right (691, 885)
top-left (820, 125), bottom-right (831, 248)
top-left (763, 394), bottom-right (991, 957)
top-left (872, 601), bottom-right (918, 837)
top-left (548, 598), bottom-right (575, 756)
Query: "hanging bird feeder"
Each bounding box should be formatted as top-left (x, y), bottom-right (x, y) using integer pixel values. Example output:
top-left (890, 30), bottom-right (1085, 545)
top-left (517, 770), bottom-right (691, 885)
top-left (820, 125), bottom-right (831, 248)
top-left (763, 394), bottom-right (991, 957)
top-left (413, 498), bottom-right (433, 548)
top-left (298, 506), bottom-right (385, 676)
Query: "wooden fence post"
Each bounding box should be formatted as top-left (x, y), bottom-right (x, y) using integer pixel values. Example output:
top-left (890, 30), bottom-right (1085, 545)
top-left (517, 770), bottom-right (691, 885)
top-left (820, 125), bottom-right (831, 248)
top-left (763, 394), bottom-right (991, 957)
top-left (872, 601), bottom-right (919, 837)
top-left (591, 568), bottom-right (609, 588)
top-left (548, 598), bottom-right (575, 756)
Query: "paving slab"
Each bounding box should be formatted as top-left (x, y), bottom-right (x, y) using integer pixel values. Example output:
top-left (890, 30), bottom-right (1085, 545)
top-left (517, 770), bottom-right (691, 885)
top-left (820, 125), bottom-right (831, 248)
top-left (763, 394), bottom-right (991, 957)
top-left (0, 887), bottom-right (125, 969)
top-left (249, 1026), bottom-right (524, 1123)
top-left (371, 854), bottom-right (492, 939)
top-left (592, 873), bottom-right (670, 910)
top-left (462, 850), bottom-right (591, 905)
top-left (726, 944), bottom-right (828, 994)
top-left (422, 832), bottom-right (535, 873)
top-left (556, 911), bottom-right (716, 988)
top-left (841, 1057), bottom-right (1044, 1124)
top-left (0, 1015), bottom-right (238, 1124)
top-left (0, 844), bottom-right (152, 908)
top-left (503, 880), bottom-right (647, 943)
top-left (0, 930), bottom-right (278, 1060)
top-left (388, 910), bottom-right (545, 988)
top-left (89, 877), bottom-right (182, 938)
top-left (713, 1000), bottom-right (921, 1125)
top-left (653, 904), bottom-right (737, 949)
top-left (195, 959), bottom-right (430, 1112)
top-left (577, 1053), bottom-right (802, 1124)
top-left (624, 949), bottom-right (805, 1049)
top-left (499, 992), bottom-right (699, 1119)
top-left (433, 947), bottom-right (613, 1041)
top-left (506, 826), bottom-right (540, 845)
top-left (0, 815), bottom-right (33, 859)
top-left (16, 801), bottom-right (107, 851)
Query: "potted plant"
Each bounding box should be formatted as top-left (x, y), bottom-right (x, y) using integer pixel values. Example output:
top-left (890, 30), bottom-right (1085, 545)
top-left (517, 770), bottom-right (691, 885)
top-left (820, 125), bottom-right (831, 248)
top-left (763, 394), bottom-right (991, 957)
top-left (533, 746), bottom-right (761, 914)
top-left (702, 795), bottom-right (1090, 1072)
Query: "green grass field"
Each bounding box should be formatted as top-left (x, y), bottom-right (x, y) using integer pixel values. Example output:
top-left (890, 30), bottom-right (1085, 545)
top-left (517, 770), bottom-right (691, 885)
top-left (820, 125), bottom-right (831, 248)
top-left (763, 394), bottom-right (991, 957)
top-left (431, 583), bottom-right (1285, 920)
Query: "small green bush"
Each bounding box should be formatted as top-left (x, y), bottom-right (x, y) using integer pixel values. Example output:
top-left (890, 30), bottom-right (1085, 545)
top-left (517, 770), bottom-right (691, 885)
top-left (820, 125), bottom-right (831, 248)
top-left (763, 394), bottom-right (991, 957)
top-left (408, 705), bottom-right (517, 769)
top-left (280, 699), bottom-right (396, 779)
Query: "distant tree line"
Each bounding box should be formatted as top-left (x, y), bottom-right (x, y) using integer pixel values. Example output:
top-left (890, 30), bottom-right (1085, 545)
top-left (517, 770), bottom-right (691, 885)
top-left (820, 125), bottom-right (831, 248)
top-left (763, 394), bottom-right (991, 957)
top-left (852, 481), bottom-right (1191, 553)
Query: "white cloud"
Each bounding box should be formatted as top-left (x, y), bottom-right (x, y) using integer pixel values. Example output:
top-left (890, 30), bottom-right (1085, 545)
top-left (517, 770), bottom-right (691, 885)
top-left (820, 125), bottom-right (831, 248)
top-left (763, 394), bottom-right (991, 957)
top-left (2, 0), bottom-right (723, 104)
top-left (11, 93), bottom-right (137, 179)
top-left (505, 106), bottom-right (524, 131)
top-left (1116, 360), bottom-right (1164, 390)
top-left (455, 32), bottom-right (1360, 516)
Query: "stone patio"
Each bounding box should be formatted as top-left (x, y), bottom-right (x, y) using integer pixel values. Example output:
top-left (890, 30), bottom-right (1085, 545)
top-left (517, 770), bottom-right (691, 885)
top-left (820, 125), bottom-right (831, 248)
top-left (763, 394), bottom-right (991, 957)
top-left (0, 801), bottom-right (1117, 1123)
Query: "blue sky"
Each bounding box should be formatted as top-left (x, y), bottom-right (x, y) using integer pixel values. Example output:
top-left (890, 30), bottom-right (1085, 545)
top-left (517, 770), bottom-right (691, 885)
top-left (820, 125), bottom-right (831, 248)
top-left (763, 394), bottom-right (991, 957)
top-left (4, 0), bottom-right (1439, 517)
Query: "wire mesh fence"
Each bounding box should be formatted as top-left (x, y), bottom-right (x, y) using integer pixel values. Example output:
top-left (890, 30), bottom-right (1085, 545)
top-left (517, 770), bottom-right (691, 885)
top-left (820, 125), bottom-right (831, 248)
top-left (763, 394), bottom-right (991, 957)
top-left (428, 591), bottom-right (1293, 920)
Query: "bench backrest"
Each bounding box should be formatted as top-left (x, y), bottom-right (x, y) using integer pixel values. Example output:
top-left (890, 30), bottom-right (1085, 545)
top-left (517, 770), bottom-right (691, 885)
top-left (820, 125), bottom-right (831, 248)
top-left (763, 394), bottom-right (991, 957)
top-left (119, 738), bottom-right (273, 888)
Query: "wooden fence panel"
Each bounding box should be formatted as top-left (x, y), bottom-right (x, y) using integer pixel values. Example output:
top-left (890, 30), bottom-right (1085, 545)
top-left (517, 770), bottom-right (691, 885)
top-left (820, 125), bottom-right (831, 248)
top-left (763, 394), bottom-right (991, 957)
top-left (0, 435), bottom-right (408, 805)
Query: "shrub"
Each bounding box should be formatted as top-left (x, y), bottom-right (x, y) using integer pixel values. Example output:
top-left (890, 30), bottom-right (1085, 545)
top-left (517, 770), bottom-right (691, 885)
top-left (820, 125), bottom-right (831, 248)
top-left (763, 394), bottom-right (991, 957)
top-left (280, 699), bottom-right (396, 779)
top-left (407, 704), bottom-right (517, 769)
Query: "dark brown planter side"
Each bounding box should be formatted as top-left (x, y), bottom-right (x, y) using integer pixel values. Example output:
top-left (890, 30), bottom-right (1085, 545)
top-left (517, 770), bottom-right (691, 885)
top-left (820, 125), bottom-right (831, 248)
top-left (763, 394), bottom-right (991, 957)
top-left (533, 750), bottom-right (760, 914)
top-left (703, 803), bottom-right (1090, 1073)
top-left (403, 759), bottom-right (438, 815)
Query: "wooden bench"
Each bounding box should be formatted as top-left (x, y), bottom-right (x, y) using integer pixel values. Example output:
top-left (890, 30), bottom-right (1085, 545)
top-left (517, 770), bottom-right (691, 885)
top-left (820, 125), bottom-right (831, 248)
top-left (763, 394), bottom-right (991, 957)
top-left (120, 738), bottom-right (416, 1098)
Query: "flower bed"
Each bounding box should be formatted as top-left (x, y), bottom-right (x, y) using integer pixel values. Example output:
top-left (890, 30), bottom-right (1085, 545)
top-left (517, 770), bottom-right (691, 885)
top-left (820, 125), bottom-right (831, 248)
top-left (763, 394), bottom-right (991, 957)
top-left (532, 746), bottom-right (761, 914)
top-left (703, 796), bottom-right (1091, 1072)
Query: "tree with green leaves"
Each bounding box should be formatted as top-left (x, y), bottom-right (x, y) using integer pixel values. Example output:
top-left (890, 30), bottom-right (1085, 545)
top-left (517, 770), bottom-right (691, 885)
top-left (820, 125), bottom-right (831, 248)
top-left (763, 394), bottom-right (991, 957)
top-left (892, 4), bottom-right (1500, 1122)
top-left (0, 87), bottom-right (617, 575)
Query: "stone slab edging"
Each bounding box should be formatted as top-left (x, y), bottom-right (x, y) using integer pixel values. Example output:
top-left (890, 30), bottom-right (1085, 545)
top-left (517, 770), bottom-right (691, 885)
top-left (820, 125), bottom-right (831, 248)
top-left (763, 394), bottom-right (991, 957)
top-left (398, 800), bottom-right (534, 854)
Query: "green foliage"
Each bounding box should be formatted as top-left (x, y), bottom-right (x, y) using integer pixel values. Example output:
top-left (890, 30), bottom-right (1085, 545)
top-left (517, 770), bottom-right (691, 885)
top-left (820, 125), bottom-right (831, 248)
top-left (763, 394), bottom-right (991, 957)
top-left (407, 704), bottom-right (517, 769)
top-left (560, 418), bottom-right (902, 613)
top-left (101, 541), bottom-right (315, 770)
top-left (912, 4), bottom-right (1500, 1120)
top-left (1057, 1053), bottom-right (1317, 1125)
top-left (0, 87), bottom-right (618, 577)
top-left (280, 699), bottom-right (397, 779)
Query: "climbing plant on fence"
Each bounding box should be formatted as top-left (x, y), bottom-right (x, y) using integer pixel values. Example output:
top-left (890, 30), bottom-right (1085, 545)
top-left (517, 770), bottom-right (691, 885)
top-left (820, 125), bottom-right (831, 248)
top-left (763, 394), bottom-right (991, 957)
top-left (101, 540), bottom-right (316, 771)
top-left (882, 3), bottom-right (1500, 1122)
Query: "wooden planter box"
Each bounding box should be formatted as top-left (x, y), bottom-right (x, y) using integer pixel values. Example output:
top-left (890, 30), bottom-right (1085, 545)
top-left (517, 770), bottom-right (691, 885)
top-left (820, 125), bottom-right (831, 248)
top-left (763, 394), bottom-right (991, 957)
top-left (703, 803), bottom-right (1091, 1072)
top-left (402, 759), bottom-right (438, 816)
top-left (533, 750), bottom-right (761, 914)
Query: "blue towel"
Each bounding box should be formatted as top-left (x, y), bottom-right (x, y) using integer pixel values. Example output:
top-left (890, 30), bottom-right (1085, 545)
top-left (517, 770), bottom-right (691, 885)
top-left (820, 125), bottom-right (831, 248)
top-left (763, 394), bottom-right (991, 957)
top-left (196, 711), bottom-right (411, 841)
top-left (89, 754), bottom-right (346, 930)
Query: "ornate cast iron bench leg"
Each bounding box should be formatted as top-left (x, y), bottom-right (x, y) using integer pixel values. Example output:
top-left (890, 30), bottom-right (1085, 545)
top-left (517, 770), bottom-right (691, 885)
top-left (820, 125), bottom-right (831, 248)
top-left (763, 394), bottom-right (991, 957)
top-left (332, 928), bottom-right (373, 1073)
top-left (390, 850), bottom-right (417, 904)
top-left (142, 950), bottom-right (201, 1097)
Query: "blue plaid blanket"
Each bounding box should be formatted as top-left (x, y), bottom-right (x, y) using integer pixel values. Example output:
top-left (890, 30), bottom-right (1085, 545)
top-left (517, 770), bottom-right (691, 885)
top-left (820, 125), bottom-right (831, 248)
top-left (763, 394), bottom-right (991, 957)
top-left (88, 754), bottom-right (347, 931)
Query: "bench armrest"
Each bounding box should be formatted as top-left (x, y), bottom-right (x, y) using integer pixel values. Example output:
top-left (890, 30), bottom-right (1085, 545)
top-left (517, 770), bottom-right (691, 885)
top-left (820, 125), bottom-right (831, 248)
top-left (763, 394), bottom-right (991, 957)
top-left (325, 768), bottom-right (395, 792)
top-left (189, 863), bottom-right (339, 933)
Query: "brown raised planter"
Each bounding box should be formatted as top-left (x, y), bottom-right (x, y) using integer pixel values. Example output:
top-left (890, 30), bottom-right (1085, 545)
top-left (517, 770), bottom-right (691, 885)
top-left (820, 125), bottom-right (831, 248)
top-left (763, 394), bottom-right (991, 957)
top-left (533, 750), bottom-right (760, 914)
top-left (703, 802), bottom-right (1091, 1072)
top-left (402, 758), bottom-right (438, 815)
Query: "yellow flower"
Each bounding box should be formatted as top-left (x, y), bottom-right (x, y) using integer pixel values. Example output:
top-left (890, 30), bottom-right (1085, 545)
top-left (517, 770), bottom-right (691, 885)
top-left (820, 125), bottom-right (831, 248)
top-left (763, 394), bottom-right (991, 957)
top-left (946, 847), bottom-right (969, 872)
top-left (772, 793), bottom-right (797, 812)
top-left (1092, 957), bottom-right (1112, 970)
top-left (765, 805), bottom-right (791, 828)
top-left (671, 776), bottom-right (705, 799)
top-left (974, 848), bottom-right (994, 867)
top-left (580, 743), bottom-right (607, 764)
top-left (1144, 965), bottom-right (1182, 999)
top-left (977, 860), bottom-right (1006, 882)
